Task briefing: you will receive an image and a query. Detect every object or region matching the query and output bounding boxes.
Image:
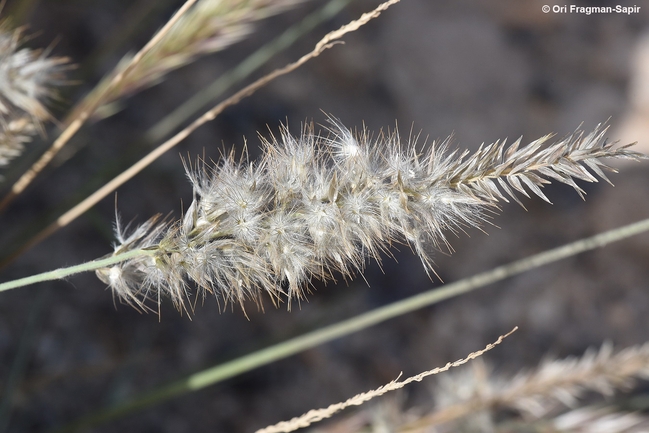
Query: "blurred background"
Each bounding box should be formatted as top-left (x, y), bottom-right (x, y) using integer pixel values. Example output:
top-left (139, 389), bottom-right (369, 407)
top-left (0, 0), bottom-right (649, 431)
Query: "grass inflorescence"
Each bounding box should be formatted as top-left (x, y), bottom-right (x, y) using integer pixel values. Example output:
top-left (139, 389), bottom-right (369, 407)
top-left (96, 118), bottom-right (644, 313)
top-left (0, 20), bottom-right (68, 168)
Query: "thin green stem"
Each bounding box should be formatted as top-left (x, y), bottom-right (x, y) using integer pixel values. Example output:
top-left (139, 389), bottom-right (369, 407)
top-left (54, 216), bottom-right (649, 433)
top-left (0, 249), bottom-right (154, 292)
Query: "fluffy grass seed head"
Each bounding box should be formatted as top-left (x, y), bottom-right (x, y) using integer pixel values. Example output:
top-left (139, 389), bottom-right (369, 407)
top-left (0, 116), bottom-right (36, 166)
top-left (0, 20), bottom-right (69, 168)
top-left (97, 119), bottom-right (645, 312)
top-left (0, 21), bottom-right (68, 122)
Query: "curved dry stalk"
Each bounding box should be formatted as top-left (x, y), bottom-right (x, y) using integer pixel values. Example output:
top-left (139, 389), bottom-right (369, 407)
top-left (256, 328), bottom-right (517, 433)
top-left (400, 342), bottom-right (649, 432)
top-left (74, 0), bottom-right (306, 122)
top-left (0, 0), bottom-right (198, 211)
top-left (0, 0), bottom-right (402, 269)
top-left (146, 0), bottom-right (353, 144)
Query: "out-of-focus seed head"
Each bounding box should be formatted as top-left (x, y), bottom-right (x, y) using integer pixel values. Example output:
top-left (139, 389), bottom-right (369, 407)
top-left (0, 20), bottom-right (69, 169)
top-left (0, 116), bottom-right (35, 167)
top-left (0, 21), bottom-right (68, 123)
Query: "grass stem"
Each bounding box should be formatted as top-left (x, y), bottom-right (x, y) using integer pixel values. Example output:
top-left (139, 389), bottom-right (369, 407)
top-left (53, 216), bottom-right (649, 432)
top-left (0, 249), bottom-right (154, 292)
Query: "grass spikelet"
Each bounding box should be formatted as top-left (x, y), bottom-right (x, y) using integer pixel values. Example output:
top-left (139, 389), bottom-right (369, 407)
top-left (402, 341), bottom-right (649, 431)
top-left (82, 0), bottom-right (305, 118)
top-left (316, 341), bottom-right (649, 432)
top-left (256, 328), bottom-right (516, 433)
top-left (96, 119), bottom-right (645, 312)
top-left (0, 116), bottom-right (35, 167)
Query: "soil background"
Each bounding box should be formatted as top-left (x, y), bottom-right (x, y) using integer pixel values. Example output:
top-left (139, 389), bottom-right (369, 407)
top-left (1, 0), bottom-right (649, 432)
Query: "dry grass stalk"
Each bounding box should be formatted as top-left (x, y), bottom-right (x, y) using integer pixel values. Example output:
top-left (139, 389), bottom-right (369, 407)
top-left (80, 0), bottom-right (306, 117)
top-left (1, 0), bottom-right (309, 206)
top-left (256, 328), bottom-right (516, 433)
top-left (0, 0), bottom-right (198, 210)
top-left (313, 342), bottom-right (649, 432)
top-left (397, 342), bottom-right (649, 432)
top-left (0, 0), bottom-right (402, 272)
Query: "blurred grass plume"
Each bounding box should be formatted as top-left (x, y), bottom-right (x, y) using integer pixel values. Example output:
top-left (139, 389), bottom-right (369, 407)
top-left (79, 0), bottom-right (306, 120)
top-left (0, 19), bottom-right (68, 168)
